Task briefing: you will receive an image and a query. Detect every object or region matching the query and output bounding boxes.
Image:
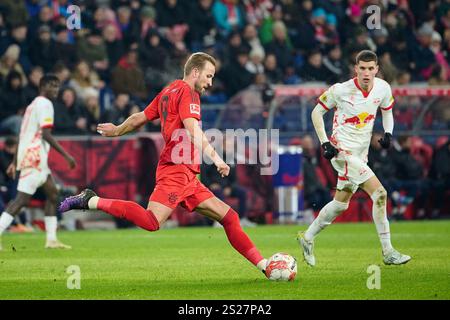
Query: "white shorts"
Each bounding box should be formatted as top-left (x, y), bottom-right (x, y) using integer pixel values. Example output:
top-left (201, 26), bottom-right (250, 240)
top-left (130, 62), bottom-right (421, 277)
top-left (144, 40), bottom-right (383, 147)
top-left (331, 154), bottom-right (375, 193)
top-left (17, 167), bottom-right (51, 195)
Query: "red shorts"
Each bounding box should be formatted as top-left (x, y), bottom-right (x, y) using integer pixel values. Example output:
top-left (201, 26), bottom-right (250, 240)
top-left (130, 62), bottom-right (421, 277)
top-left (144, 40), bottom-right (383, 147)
top-left (149, 166), bottom-right (214, 212)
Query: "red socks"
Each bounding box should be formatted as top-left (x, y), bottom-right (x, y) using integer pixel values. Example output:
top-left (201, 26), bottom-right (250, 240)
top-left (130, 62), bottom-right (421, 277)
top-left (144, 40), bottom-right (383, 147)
top-left (220, 208), bottom-right (264, 266)
top-left (97, 198), bottom-right (159, 231)
top-left (96, 200), bottom-right (263, 267)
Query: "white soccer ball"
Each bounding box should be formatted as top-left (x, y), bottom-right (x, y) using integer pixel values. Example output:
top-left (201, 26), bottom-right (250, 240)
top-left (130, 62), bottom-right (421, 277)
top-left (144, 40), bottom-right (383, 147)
top-left (265, 252), bottom-right (297, 281)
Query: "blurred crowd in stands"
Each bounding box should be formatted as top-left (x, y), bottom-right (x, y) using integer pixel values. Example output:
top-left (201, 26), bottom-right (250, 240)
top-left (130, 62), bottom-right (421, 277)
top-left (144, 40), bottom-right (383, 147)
top-left (0, 0), bottom-right (450, 136)
top-left (295, 133), bottom-right (450, 219)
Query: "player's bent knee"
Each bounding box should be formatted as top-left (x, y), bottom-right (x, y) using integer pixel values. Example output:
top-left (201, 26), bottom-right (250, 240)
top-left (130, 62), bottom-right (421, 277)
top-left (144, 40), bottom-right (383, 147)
top-left (334, 189), bottom-right (353, 203)
top-left (371, 187), bottom-right (387, 207)
top-left (333, 199), bottom-right (350, 212)
top-left (219, 209), bottom-right (239, 226)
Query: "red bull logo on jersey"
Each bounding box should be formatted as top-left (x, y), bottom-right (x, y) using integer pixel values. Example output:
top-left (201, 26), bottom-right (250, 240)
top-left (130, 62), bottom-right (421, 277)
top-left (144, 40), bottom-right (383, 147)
top-left (343, 112), bottom-right (375, 129)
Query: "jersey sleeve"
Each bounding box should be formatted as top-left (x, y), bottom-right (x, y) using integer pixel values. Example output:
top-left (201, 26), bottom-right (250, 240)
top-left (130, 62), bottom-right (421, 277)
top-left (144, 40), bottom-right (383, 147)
top-left (39, 100), bottom-right (54, 129)
top-left (143, 93), bottom-right (161, 121)
top-left (179, 86), bottom-right (201, 121)
top-left (380, 84), bottom-right (395, 111)
top-left (317, 84), bottom-right (338, 111)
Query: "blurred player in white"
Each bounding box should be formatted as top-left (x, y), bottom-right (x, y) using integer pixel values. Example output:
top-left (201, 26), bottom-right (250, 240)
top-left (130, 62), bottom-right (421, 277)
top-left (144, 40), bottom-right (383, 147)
top-left (297, 50), bottom-right (411, 266)
top-left (0, 74), bottom-right (76, 250)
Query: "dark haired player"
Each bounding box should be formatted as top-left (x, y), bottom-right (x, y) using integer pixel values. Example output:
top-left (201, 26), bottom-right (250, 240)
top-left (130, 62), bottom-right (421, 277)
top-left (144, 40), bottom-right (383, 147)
top-left (0, 74), bottom-right (76, 250)
top-left (297, 50), bottom-right (411, 266)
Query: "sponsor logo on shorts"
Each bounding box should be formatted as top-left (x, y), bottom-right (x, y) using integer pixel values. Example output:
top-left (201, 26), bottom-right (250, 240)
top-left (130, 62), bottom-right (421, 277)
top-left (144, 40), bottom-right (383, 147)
top-left (359, 167), bottom-right (368, 176)
top-left (168, 192), bottom-right (178, 205)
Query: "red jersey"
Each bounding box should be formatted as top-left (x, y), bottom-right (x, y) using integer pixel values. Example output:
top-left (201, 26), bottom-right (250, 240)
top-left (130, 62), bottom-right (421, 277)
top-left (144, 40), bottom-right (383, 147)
top-left (144, 80), bottom-right (202, 176)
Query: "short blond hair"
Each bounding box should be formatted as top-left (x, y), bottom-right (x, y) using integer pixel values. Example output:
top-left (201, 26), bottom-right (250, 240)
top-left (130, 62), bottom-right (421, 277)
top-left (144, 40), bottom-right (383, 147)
top-left (184, 52), bottom-right (216, 77)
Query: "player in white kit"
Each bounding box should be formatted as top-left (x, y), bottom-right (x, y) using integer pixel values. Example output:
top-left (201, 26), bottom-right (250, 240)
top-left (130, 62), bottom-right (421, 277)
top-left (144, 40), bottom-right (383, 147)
top-left (297, 50), bottom-right (411, 265)
top-left (0, 74), bottom-right (76, 250)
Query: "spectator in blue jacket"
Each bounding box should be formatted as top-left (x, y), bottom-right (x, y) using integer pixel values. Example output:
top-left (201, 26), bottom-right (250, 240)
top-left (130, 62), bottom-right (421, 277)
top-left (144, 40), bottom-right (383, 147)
top-left (212, 0), bottom-right (245, 38)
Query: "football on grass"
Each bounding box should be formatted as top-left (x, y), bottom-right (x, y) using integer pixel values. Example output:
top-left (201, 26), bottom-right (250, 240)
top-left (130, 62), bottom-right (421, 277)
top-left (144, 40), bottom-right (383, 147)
top-left (265, 253), bottom-right (297, 281)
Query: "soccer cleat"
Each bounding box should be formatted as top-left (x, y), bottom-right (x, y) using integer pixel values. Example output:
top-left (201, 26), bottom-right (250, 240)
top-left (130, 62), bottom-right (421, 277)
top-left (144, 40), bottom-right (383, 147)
top-left (383, 249), bottom-right (411, 265)
top-left (257, 258), bottom-right (268, 275)
top-left (297, 231), bottom-right (316, 267)
top-left (258, 259), bottom-right (270, 279)
top-left (59, 189), bottom-right (97, 213)
top-left (45, 240), bottom-right (72, 249)
top-left (9, 224), bottom-right (34, 233)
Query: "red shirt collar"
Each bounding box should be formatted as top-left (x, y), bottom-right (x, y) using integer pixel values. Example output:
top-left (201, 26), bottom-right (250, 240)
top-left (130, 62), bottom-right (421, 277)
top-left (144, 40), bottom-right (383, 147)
top-left (353, 77), bottom-right (372, 98)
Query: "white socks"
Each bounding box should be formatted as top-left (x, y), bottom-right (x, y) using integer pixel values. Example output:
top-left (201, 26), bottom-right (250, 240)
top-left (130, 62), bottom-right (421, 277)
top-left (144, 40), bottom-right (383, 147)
top-left (303, 188), bottom-right (394, 255)
top-left (371, 187), bottom-right (393, 254)
top-left (44, 216), bottom-right (58, 241)
top-left (304, 200), bottom-right (349, 241)
top-left (0, 212), bottom-right (14, 236)
top-left (2, 213), bottom-right (59, 243)
top-left (88, 196), bottom-right (100, 210)
top-left (257, 258), bottom-right (268, 272)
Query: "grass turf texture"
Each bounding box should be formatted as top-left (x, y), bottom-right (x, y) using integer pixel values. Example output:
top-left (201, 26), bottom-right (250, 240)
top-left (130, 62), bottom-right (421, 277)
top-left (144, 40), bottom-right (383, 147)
top-left (0, 221), bottom-right (449, 300)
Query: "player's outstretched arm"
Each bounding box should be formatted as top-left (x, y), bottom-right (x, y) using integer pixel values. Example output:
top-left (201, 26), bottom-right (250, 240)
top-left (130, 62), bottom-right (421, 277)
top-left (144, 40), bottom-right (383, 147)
top-left (97, 111), bottom-right (148, 137)
top-left (311, 104), bottom-right (338, 159)
top-left (42, 128), bottom-right (76, 169)
top-left (182, 117), bottom-right (230, 177)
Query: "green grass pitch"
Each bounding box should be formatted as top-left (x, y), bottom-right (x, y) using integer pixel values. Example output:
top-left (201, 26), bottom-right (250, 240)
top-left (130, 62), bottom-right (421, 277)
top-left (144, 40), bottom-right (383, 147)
top-left (0, 221), bottom-right (449, 300)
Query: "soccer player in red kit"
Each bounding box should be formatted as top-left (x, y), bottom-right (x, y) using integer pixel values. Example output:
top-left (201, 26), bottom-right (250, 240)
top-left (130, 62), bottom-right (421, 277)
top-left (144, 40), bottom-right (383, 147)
top-left (59, 52), bottom-right (269, 276)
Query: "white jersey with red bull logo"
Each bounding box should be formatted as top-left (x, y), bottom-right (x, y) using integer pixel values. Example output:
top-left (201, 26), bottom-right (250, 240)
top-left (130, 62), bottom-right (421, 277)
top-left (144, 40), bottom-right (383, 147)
top-left (317, 77), bottom-right (394, 160)
top-left (17, 96), bottom-right (54, 172)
